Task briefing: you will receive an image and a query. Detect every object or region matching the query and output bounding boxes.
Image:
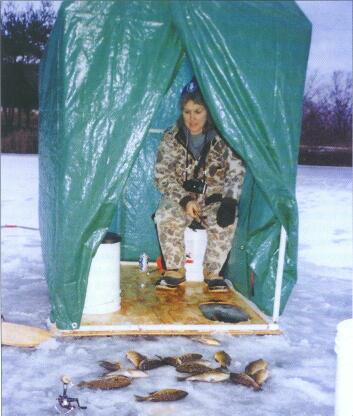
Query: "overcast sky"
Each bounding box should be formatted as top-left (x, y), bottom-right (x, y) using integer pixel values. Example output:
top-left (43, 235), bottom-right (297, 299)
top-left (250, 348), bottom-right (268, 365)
top-left (4, 0), bottom-right (353, 75)
top-left (297, 0), bottom-right (352, 74)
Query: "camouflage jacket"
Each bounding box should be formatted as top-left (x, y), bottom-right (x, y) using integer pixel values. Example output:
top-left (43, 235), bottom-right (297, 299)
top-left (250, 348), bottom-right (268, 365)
top-left (155, 125), bottom-right (246, 207)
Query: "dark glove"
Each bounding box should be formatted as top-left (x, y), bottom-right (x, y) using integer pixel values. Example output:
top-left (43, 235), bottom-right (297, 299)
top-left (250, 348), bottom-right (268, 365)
top-left (216, 198), bottom-right (237, 227)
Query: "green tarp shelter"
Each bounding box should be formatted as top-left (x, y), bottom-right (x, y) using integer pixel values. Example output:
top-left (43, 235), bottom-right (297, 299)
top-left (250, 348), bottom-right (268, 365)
top-left (39, 0), bottom-right (311, 330)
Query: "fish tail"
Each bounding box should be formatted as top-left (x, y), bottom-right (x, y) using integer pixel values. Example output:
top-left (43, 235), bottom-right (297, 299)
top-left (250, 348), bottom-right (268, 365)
top-left (177, 376), bottom-right (187, 381)
top-left (134, 395), bottom-right (148, 402)
top-left (99, 360), bottom-right (112, 367)
top-left (77, 381), bottom-right (86, 388)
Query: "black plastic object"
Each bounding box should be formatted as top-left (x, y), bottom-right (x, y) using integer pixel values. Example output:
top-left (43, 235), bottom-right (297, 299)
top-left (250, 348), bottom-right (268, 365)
top-left (199, 302), bottom-right (249, 323)
top-left (188, 220), bottom-right (205, 231)
top-left (102, 232), bottom-right (121, 244)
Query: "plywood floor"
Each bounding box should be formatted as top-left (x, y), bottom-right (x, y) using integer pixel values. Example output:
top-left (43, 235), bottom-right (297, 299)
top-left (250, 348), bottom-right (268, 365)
top-left (57, 265), bottom-right (280, 336)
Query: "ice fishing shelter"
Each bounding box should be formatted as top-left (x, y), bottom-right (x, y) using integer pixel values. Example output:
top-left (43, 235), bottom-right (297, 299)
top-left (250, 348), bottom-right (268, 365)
top-left (39, 0), bottom-right (311, 330)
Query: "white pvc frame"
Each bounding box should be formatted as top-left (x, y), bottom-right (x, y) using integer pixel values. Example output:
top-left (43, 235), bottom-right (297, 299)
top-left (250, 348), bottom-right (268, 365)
top-left (272, 226), bottom-right (287, 323)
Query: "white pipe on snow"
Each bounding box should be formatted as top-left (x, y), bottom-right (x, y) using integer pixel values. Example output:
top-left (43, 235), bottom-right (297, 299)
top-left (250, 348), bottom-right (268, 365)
top-left (272, 226), bottom-right (287, 323)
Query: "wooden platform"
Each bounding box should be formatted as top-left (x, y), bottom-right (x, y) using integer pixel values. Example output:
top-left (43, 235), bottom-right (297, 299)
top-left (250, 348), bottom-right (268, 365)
top-left (53, 265), bottom-right (281, 336)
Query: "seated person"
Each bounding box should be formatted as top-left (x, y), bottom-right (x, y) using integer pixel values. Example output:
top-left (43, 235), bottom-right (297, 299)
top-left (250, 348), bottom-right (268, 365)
top-left (154, 78), bottom-right (245, 292)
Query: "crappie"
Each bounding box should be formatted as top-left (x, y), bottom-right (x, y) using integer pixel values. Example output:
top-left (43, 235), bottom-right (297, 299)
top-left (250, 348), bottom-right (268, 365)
top-left (135, 389), bottom-right (188, 402)
top-left (245, 359), bottom-right (268, 376)
top-left (103, 369), bottom-right (148, 379)
top-left (229, 372), bottom-right (261, 391)
top-left (185, 359), bottom-right (214, 367)
top-left (178, 370), bottom-right (230, 382)
top-left (78, 375), bottom-right (131, 390)
top-left (214, 350), bottom-right (231, 368)
top-left (191, 336), bottom-right (221, 346)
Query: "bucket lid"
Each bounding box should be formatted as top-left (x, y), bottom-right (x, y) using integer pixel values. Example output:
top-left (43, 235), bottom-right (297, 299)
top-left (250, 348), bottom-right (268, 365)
top-left (102, 232), bottom-right (121, 244)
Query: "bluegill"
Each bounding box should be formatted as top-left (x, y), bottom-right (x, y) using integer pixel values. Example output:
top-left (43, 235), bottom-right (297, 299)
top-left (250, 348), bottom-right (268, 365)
top-left (245, 359), bottom-right (268, 376)
top-left (138, 357), bottom-right (165, 371)
top-left (214, 350), bottom-right (231, 368)
top-left (126, 351), bottom-right (146, 368)
top-left (176, 362), bottom-right (214, 374)
top-left (159, 353), bottom-right (203, 367)
top-left (252, 368), bottom-right (269, 386)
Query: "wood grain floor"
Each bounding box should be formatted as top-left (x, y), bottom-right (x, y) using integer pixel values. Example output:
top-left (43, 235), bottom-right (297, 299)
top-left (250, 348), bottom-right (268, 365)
top-left (70, 265), bottom-right (279, 336)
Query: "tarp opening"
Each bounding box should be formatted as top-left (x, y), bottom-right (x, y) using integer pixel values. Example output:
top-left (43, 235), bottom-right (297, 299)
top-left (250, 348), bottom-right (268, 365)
top-left (39, 0), bottom-right (311, 329)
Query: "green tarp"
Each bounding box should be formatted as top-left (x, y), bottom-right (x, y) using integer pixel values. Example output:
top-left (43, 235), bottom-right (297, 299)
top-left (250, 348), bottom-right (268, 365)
top-left (39, 0), bottom-right (311, 330)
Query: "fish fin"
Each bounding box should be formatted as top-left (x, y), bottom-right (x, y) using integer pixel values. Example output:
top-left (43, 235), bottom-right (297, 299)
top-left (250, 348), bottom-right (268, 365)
top-left (134, 395), bottom-right (147, 402)
top-left (252, 382), bottom-right (262, 392)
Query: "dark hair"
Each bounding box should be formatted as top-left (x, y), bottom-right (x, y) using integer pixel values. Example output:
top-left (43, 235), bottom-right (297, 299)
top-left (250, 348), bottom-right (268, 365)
top-left (177, 90), bottom-right (216, 134)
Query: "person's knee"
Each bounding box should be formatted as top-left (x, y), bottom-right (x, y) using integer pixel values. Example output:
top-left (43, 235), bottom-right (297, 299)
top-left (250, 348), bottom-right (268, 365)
top-left (155, 200), bottom-right (186, 227)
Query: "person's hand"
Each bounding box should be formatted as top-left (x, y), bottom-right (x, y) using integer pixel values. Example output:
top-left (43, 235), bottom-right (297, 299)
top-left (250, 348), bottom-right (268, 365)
top-left (185, 200), bottom-right (202, 221)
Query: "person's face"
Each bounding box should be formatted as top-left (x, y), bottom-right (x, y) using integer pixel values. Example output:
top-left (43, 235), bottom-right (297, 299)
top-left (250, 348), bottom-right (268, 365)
top-left (182, 100), bottom-right (208, 135)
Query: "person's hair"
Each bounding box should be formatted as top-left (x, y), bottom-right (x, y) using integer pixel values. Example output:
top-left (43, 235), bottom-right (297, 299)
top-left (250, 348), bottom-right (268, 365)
top-left (177, 90), bottom-right (216, 133)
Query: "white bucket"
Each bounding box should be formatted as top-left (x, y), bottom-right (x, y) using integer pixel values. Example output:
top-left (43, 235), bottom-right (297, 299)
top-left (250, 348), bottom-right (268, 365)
top-left (334, 318), bottom-right (353, 416)
top-left (184, 227), bottom-right (207, 282)
top-left (83, 232), bottom-right (121, 315)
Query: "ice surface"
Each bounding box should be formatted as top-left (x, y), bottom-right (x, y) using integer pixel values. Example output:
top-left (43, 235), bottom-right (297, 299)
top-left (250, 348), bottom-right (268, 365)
top-left (1, 155), bottom-right (352, 416)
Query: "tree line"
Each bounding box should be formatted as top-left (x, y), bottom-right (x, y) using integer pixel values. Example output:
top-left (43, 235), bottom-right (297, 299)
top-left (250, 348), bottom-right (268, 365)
top-left (1, 1), bottom-right (55, 133)
top-left (301, 71), bottom-right (352, 147)
top-left (1, 1), bottom-right (352, 160)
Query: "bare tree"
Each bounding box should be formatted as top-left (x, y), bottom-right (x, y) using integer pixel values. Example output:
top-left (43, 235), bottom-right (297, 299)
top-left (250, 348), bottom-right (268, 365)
top-left (1, 0), bottom-right (56, 134)
top-left (328, 71), bottom-right (352, 145)
top-left (301, 70), bottom-right (352, 147)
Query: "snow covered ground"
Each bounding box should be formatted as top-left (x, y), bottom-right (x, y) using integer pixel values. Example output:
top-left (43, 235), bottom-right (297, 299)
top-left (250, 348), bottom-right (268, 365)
top-left (1, 155), bottom-right (352, 416)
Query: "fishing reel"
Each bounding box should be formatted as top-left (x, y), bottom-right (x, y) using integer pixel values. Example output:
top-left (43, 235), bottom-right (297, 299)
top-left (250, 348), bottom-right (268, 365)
top-left (55, 376), bottom-right (87, 415)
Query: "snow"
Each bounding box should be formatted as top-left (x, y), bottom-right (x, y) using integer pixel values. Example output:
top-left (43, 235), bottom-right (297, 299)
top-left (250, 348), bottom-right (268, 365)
top-left (1, 154), bottom-right (352, 416)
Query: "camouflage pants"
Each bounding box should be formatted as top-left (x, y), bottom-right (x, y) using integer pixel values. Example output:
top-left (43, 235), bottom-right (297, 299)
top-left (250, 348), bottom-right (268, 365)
top-left (154, 197), bottom-right (237, 275)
